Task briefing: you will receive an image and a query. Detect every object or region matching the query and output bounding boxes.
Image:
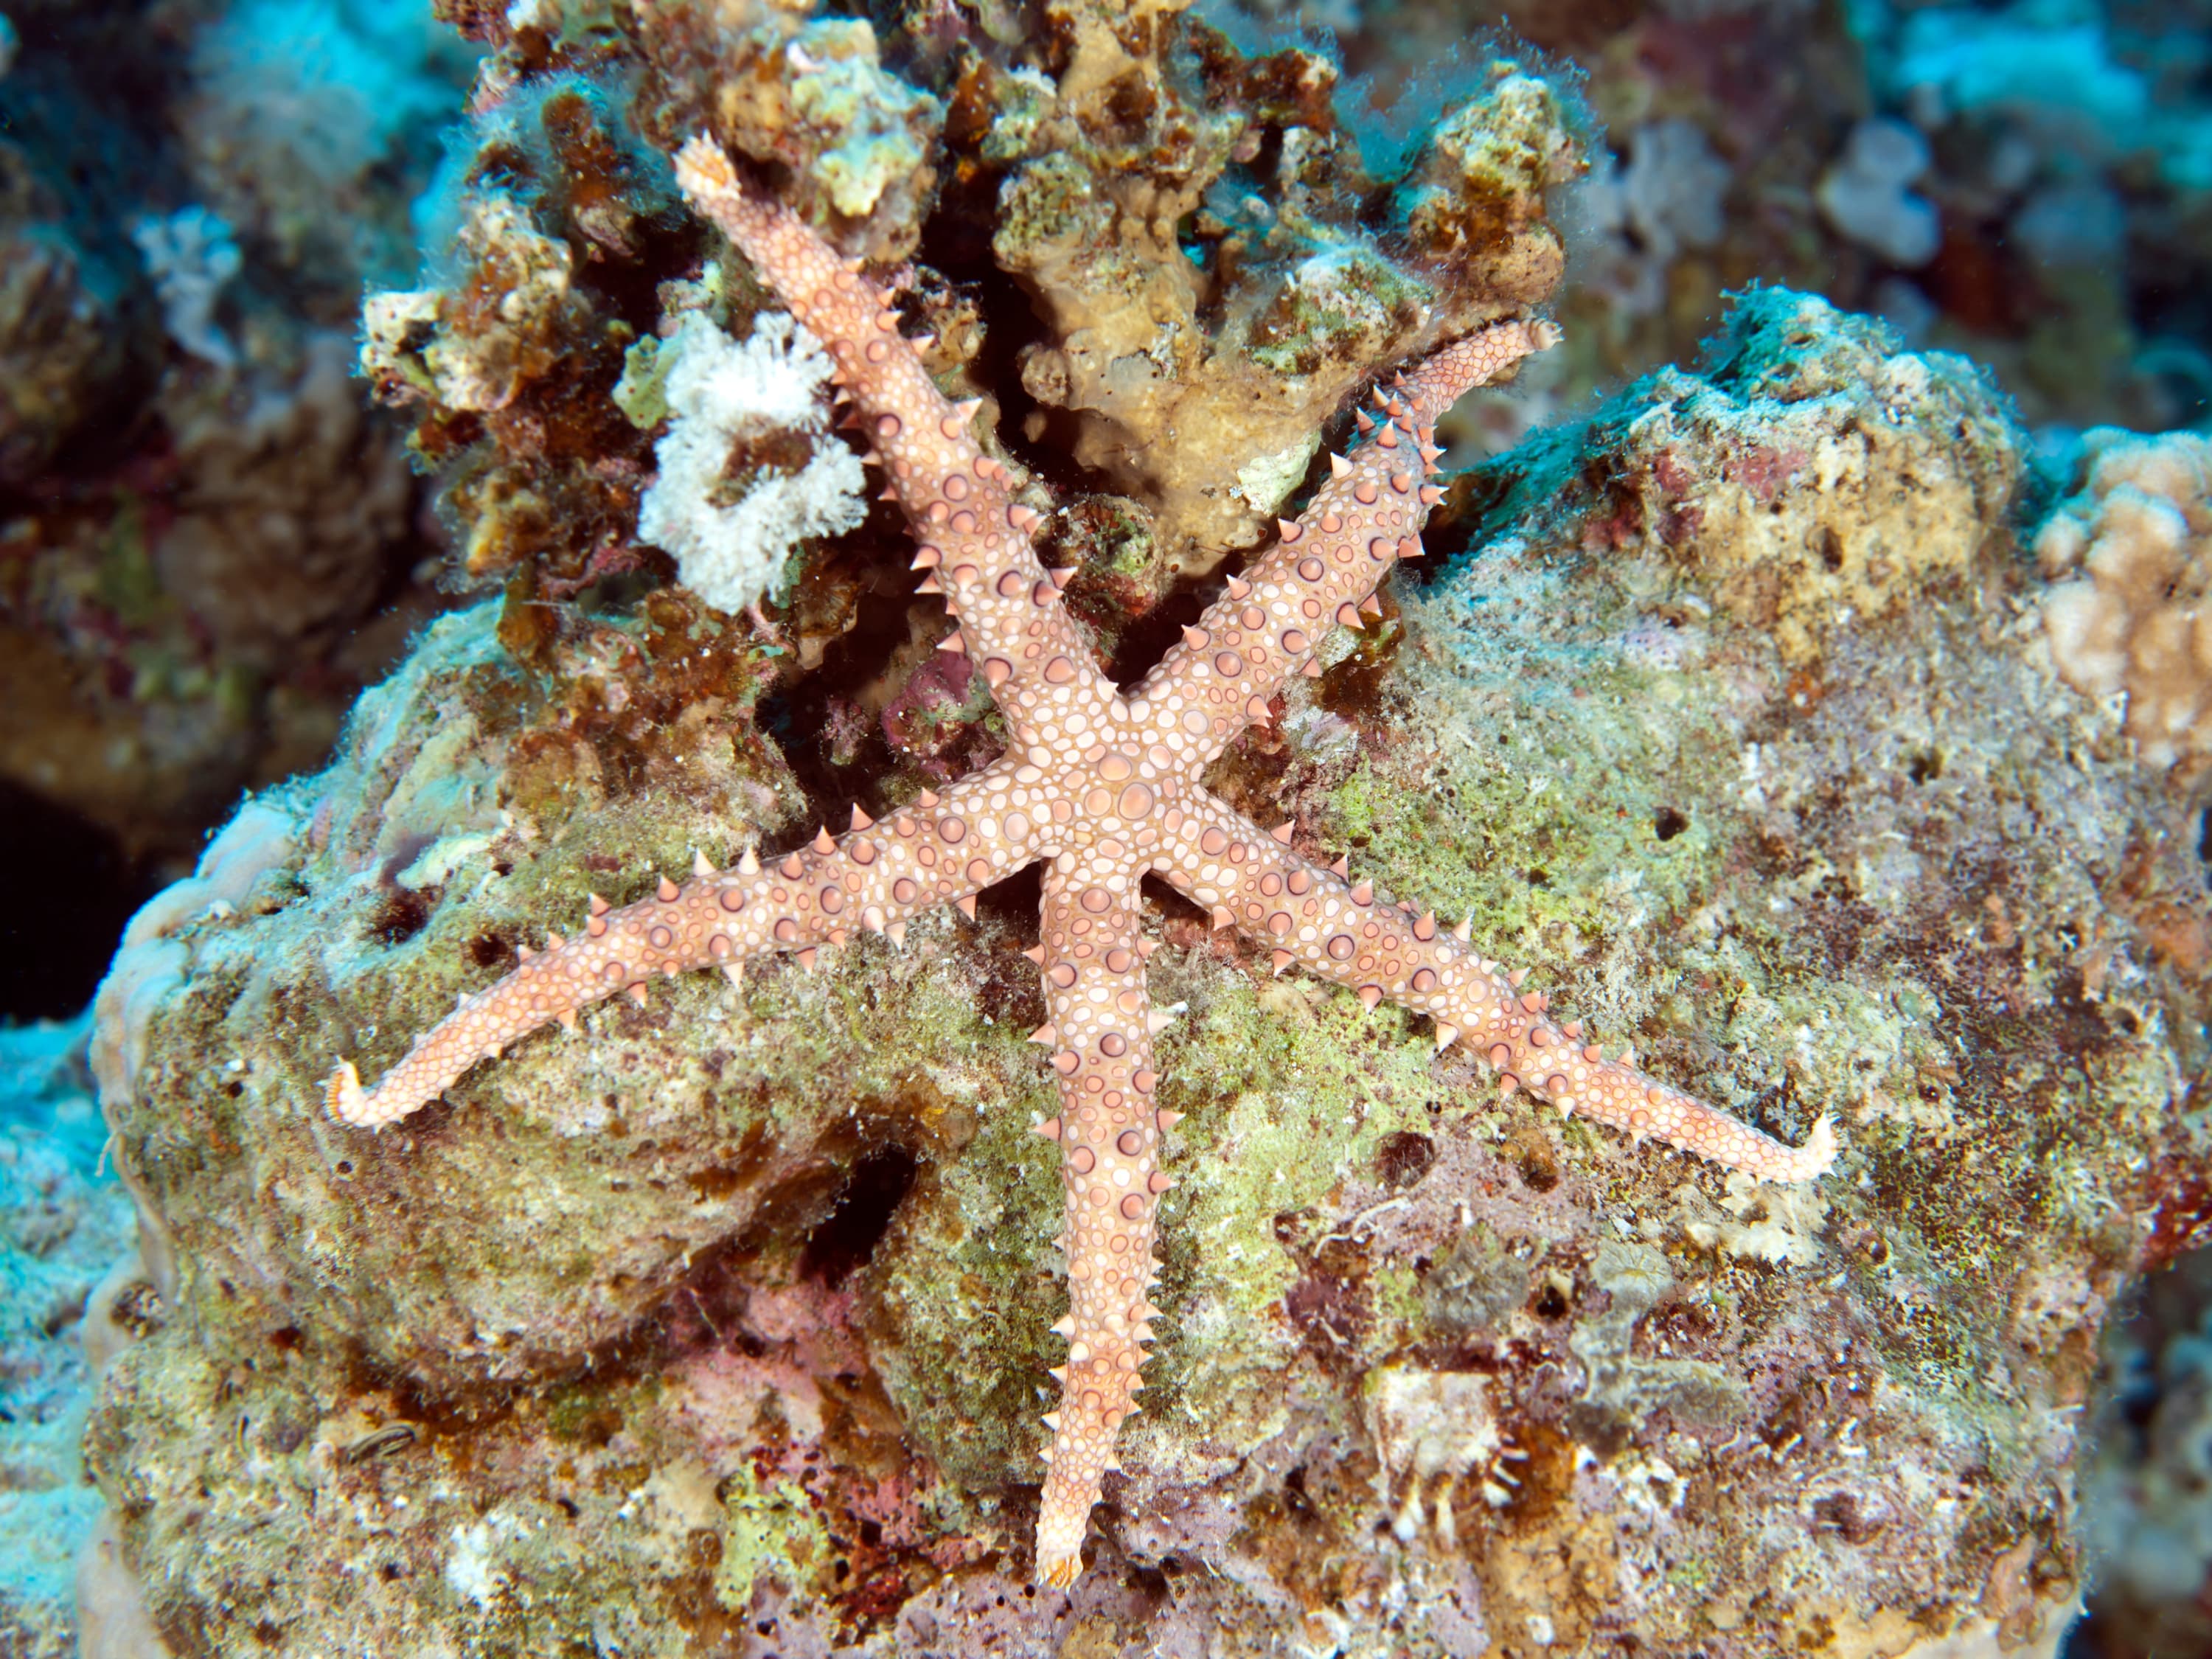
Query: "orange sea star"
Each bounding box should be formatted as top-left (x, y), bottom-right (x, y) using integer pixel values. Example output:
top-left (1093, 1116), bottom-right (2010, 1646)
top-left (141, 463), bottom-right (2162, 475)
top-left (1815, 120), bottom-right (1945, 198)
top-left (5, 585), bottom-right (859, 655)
top-left (327, 135), bottom-right (1835, 1588)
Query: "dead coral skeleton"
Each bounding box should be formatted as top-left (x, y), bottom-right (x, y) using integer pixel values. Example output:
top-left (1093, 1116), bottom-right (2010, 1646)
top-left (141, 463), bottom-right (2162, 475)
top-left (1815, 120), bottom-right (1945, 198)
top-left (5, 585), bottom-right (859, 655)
top-left (324, 138), bottom-right (1834, 1589)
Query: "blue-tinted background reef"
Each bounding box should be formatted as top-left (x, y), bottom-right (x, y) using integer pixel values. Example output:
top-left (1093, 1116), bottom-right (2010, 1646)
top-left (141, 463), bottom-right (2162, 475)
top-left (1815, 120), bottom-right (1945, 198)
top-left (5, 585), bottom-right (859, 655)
top-left (1, 0), bottom-right (2210, 1654)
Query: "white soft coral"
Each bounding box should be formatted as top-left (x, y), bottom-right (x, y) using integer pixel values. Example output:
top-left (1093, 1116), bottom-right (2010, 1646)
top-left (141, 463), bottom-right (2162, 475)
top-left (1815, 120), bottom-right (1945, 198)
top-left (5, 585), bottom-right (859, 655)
top-left (635, 311), bottom-right (866, 616)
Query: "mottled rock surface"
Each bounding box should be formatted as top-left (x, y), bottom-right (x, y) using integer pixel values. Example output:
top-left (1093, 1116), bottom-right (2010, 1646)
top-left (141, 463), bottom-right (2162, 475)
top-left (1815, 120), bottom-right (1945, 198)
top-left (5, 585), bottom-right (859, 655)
top-left (79, 292), bottom-right (2207, 1655)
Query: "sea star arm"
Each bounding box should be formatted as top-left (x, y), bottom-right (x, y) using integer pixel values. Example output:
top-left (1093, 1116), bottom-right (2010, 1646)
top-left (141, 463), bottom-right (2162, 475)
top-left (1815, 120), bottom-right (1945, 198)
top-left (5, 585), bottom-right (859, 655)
top-left (1029, 855), bottom-right (1169, 1588)
top-left (671, 136), bottom-right (1115, 748)
top-left (327, 759), bottom-right (1050, 1128)
top-left (1160, 791), bottom-right (1837, 1184)
top-left (1134, 320), bottom-right (1559, 768)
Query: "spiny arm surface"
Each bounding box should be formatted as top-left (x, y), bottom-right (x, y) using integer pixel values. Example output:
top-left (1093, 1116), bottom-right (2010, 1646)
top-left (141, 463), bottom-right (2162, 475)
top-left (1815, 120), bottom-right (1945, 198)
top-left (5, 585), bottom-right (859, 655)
top-left (1134, 321), bottom-right (1557, 769)
top-left (672, 136), bottom-right (1113, 748)
top-left (328, 761), bottom-right (1044, 1127)
top-left (1159, 795), bottom-right (1836, 1184)
top-left (1028, 860), bottom-right (1170, 1588)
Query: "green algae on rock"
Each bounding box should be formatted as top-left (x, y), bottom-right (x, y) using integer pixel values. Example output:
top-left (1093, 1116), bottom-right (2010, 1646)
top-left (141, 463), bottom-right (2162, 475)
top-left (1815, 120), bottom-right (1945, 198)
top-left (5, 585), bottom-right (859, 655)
top-left (79, 285), bottom-right (2206, 1652)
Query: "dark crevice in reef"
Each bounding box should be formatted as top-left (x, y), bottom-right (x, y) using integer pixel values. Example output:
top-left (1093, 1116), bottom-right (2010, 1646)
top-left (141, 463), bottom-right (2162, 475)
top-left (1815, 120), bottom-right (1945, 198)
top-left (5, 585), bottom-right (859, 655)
top-left (755, 539), bottom-right (948, 819)
top-left (1099, 558), bottom-right (1218, 689)
top-left (749, 198), bottom-right (1043, 821)
top-left (1141, 871), bottom-right (1210, 932)
top-left (917, 165), bottom-right (1237, 691)
top-left (799, 1146), bottom-right (919, 1290)
top-left (911, 164), bottom-right (1106, 509)
top-left (0, 779), bottom-right (164, 1020)
top-left (974, 860), bottom-right (1044, 938)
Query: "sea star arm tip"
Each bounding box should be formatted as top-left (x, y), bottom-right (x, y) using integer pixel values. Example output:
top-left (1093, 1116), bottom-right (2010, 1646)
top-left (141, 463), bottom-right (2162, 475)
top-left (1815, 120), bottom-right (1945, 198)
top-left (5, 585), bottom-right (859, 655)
top-left (1137, 315), bottom-right (1560, 767)
top-left (674, 136), bottom-right (1110, 748)
top-left (1029, 864), bottom-right (1168, 1585)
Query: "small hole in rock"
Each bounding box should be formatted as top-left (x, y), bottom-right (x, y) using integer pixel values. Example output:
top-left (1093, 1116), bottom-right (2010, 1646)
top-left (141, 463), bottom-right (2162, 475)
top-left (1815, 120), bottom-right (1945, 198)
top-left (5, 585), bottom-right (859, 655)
top-left (799, 1145), bottom-right (917, 1288)
top-left (1518, 1147), bottom-right (1559, 1192)
top-left (1653, 806), bottom-right (1688, 841)
top-left (1374, 1131), bottom-right (1435, 1190)
top-left (368, 888), bottom-right (432, 945)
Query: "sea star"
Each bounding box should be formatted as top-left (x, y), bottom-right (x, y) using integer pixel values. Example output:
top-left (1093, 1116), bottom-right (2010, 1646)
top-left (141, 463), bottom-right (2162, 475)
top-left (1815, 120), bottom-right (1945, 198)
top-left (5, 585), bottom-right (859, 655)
top-left (327, 136), bottom-right (1836, 1588)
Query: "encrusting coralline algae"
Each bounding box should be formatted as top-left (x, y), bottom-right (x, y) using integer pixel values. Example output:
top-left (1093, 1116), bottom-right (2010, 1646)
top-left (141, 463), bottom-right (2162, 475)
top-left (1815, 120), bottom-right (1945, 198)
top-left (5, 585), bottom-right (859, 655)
top-left (49, 1), bottom-right (2212, 1656)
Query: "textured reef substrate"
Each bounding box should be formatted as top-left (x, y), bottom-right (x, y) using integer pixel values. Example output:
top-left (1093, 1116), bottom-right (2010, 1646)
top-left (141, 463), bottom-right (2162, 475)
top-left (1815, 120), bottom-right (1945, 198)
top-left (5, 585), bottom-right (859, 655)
top-left (78, 290), bottom-right (2208, 1656)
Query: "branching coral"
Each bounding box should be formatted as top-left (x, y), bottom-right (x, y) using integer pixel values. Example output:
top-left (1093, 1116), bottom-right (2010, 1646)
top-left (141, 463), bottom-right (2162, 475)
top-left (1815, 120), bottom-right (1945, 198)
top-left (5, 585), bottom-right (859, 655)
top-left (987, 2), bottom-right (1579, 585)
top-left (366, 0), bottom-right (1585, 625)
top-left (182, 0), bottom-right (476, 291)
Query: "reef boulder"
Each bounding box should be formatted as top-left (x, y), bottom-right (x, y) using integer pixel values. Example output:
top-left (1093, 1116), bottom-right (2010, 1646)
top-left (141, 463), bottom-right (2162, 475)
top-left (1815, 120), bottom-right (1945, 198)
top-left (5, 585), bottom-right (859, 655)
top-left (79, 291), bottom-right (2204, 1656)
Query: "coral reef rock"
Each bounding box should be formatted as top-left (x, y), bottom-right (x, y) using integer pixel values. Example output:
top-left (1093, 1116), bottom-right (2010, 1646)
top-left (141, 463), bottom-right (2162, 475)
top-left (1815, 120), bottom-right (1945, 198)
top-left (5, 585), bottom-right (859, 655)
top-left (80, 288), bottom-right (2208, 1655)
top-left (0, 0), bottom-right (462, 883)
top-left (1478, 288), bottom-right (2024, 668)
top-left (0, 140), bottom-right (134, 487)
